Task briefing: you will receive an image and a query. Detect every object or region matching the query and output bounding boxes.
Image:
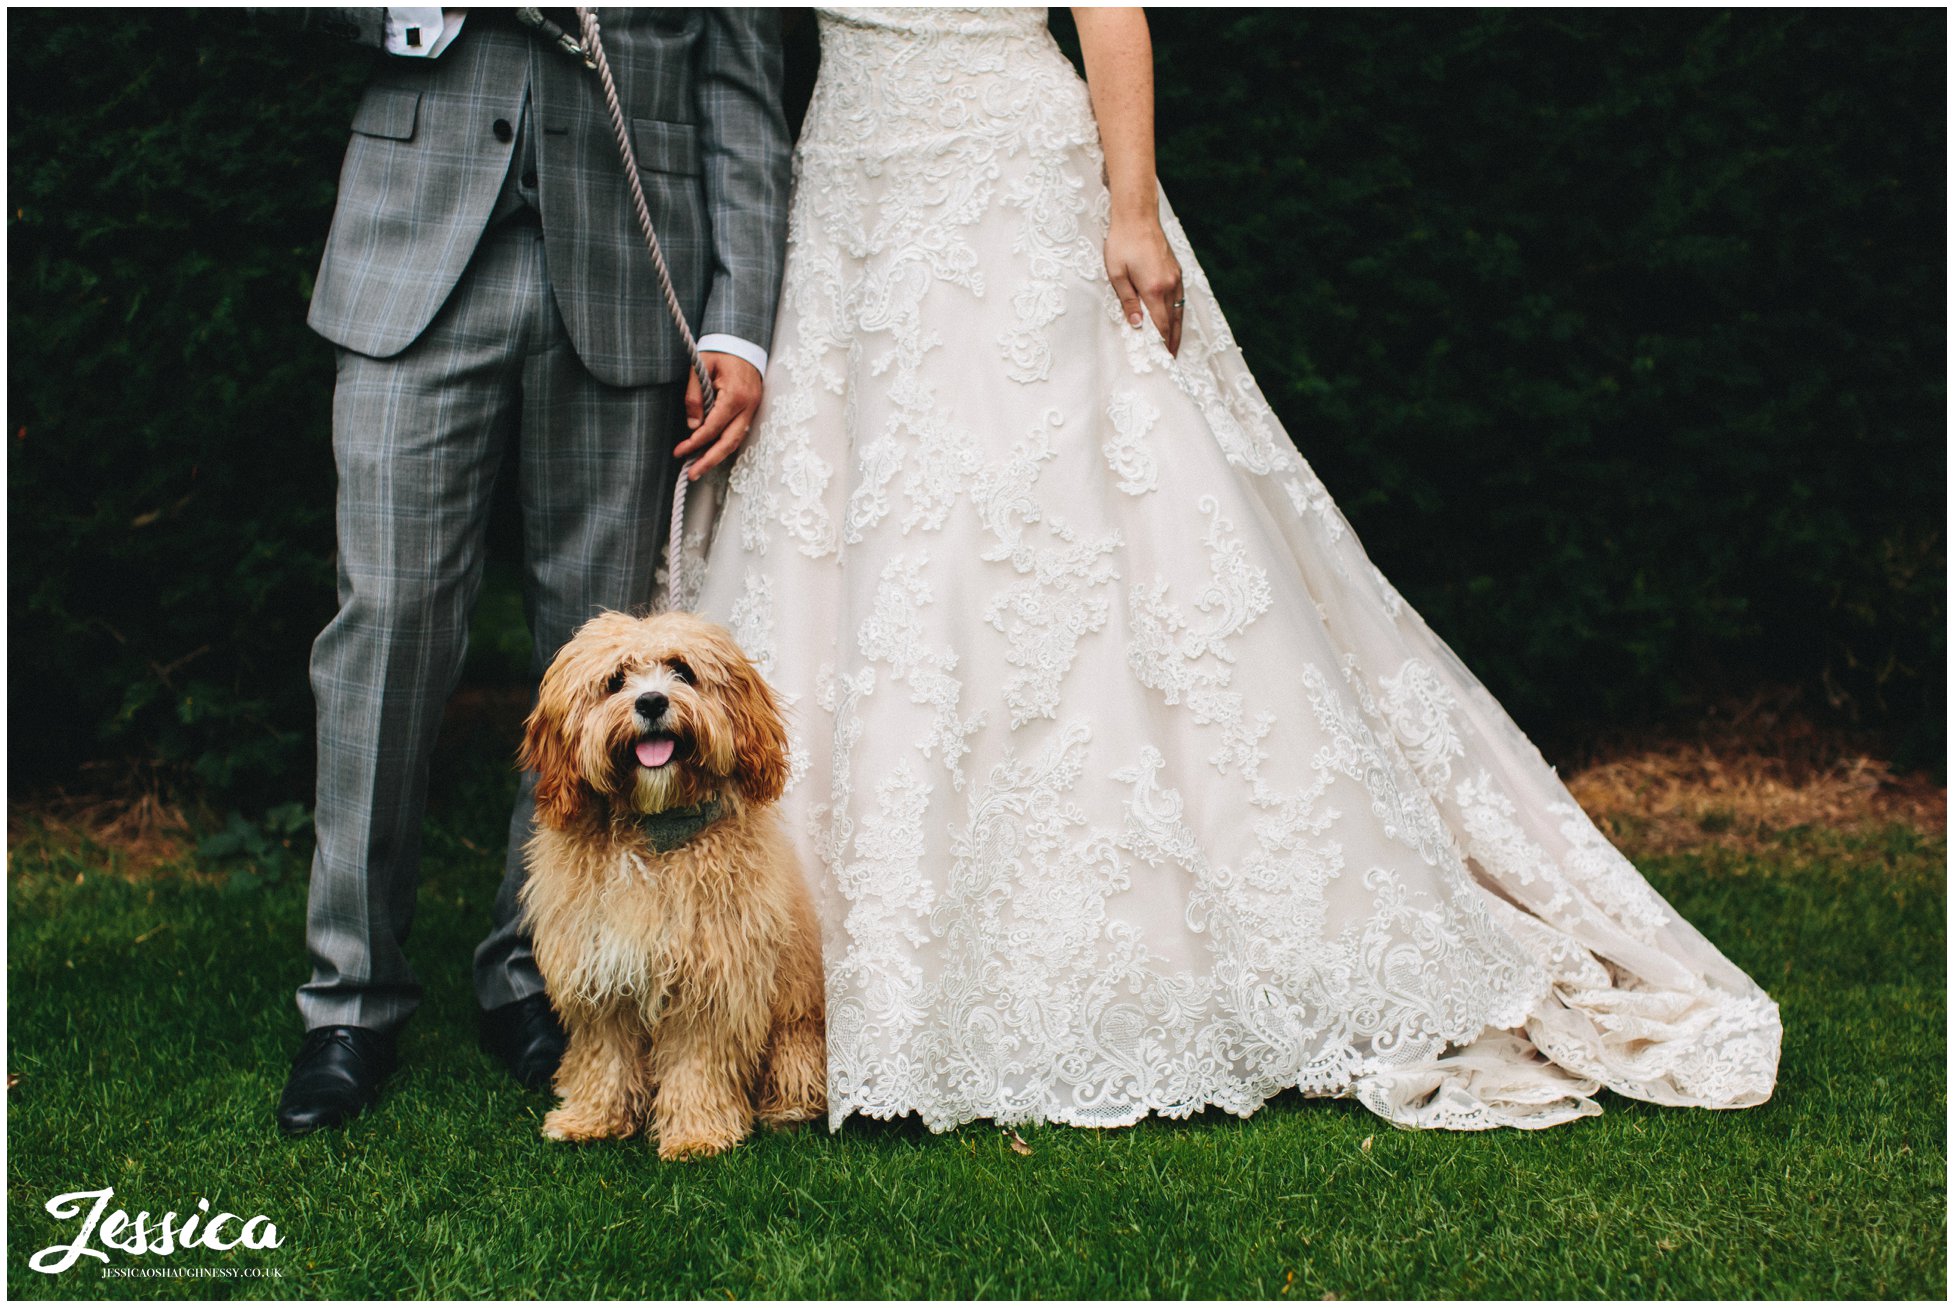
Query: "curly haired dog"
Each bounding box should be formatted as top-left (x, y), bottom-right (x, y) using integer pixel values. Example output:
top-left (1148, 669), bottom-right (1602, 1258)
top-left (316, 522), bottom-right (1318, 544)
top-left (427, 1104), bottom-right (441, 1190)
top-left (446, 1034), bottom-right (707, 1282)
top-left (516, 610), bottom-right (825, 1159)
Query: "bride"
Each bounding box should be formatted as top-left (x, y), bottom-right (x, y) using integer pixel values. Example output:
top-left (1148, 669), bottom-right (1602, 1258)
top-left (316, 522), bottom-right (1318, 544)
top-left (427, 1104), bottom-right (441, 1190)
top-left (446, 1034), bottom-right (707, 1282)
top-left (672, 6), bottom-right (1781, 1132)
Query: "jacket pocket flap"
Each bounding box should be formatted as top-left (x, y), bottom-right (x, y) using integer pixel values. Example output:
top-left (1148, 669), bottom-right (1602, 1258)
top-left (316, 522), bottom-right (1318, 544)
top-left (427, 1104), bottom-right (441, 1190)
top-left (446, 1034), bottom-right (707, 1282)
top-left (631, 118), bottom-right (701, 176)
top-left (351, 87), bottom-right (421, 141)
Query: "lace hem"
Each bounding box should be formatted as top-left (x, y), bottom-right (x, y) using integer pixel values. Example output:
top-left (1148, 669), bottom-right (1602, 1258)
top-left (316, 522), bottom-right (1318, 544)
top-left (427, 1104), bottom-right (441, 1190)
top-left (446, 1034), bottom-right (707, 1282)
top-left (822, 980), bottom-right (1780, 1135)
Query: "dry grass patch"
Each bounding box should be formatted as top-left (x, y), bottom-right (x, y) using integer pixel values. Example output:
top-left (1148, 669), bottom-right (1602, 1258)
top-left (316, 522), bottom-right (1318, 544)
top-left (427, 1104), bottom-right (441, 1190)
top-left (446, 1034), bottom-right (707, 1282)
top-left (1562, 692), bottom-right (1944, 856)
top-left (7, 784), bottom-right (206, 884)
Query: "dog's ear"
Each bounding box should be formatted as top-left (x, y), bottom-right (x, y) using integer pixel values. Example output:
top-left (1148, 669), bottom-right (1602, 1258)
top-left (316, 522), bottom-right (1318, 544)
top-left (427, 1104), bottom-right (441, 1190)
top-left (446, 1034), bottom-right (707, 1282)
top-left (724, 655), bottom-right (791, 806)
top-left (519, 696), bottom-right (589, 830)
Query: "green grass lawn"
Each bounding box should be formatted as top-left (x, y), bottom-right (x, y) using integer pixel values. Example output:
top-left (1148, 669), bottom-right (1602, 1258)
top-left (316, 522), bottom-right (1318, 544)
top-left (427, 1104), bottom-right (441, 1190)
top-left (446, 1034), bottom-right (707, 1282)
top-left (7, 736), bottom-right (1946, 1299)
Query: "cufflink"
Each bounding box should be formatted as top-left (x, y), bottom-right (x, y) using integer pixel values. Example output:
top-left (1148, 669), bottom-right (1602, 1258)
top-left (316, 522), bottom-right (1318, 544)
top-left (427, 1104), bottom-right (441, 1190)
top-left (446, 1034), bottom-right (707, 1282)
top-left (405, 26), bottom-right (422, 48)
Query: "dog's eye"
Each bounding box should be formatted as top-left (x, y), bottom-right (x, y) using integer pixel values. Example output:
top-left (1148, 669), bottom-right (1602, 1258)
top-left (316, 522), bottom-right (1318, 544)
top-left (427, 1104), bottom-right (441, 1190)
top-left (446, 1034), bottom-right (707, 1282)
top-left (669, 659), bottom-right (696, 686)
top-left (605, 671), bottom-right (626, 696)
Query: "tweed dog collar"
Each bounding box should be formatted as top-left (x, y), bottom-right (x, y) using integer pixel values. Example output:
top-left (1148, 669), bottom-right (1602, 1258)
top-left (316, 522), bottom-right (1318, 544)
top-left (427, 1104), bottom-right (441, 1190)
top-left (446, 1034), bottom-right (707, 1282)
top-left (634, 798), bottom-right (727, 853)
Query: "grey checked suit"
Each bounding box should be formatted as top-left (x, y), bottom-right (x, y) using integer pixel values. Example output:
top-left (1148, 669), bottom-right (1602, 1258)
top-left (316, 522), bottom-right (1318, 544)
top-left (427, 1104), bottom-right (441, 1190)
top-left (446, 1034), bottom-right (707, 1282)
top-left (297, 9), bottom-right (790, 1034)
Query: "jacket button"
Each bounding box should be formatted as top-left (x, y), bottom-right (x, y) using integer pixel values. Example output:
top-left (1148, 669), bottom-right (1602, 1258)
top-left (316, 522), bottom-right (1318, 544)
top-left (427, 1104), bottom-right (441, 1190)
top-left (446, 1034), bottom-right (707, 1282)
top-left (521, 170), bottom-right (538, 189)
top-left (492, 119), bottom-right (514, 143)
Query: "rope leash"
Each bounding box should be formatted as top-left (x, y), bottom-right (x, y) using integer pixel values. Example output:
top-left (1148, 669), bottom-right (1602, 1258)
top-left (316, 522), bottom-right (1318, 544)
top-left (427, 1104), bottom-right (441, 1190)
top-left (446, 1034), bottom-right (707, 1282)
top-left (572, 7), bottom-right (711, 604)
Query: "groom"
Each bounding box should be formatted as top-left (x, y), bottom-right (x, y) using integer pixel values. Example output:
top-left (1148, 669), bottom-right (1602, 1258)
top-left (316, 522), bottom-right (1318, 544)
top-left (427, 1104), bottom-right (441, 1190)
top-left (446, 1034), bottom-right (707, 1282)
top-left (278, 8), bottom-right (790, 1134)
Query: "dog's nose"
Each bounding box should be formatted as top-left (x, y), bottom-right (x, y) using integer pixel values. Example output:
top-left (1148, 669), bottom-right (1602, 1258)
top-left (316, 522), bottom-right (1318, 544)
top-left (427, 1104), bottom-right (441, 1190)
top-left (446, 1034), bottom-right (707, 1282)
top-left (635, 691), bottom-right (669, 722)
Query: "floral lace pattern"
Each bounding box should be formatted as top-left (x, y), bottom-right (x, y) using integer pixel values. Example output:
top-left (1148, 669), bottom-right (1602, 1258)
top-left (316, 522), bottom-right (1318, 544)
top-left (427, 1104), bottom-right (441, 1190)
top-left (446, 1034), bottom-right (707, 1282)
top-left (688, 6), bottom-right (1781, 1132)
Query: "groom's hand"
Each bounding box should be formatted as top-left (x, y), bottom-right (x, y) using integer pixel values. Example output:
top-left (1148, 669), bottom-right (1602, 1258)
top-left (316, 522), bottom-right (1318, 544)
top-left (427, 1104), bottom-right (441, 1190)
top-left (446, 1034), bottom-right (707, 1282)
top-left (674, 353), bottom-right (764, 480)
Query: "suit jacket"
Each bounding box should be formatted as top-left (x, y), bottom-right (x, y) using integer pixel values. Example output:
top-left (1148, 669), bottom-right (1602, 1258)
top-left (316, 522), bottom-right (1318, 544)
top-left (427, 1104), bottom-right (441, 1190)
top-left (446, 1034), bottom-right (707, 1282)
top-left (304, 8), bottom-right (790, 386)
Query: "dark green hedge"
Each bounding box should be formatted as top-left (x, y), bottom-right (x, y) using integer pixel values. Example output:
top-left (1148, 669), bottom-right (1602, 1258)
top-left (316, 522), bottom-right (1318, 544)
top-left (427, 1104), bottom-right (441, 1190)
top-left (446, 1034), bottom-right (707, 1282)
top-left (1135, 8), bottom-right (1944, 765)
top-left (9, 8), bottom-right (1944, 807)
top-left (10, 10), bottom-right (365, 798)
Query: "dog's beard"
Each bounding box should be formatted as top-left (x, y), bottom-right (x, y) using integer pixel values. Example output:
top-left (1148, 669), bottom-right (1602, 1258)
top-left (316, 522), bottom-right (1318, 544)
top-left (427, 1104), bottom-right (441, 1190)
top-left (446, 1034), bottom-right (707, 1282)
top-left (630, 759), bottom-right (688, 814)
top-left (622, 724), bottom-right (717, 815)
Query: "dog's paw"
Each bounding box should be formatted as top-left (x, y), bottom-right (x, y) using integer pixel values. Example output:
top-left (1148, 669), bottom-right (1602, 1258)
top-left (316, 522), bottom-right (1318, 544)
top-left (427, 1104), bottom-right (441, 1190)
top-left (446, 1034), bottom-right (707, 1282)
top-left (541, 1104), bottom-right (633, 1143)
top-left (655, 1122), bottom-right (750, 1161)
top-left (756, 1037), bottom-right (827, 1128)
top-left (756, 1102), bottom-right (822, 1131)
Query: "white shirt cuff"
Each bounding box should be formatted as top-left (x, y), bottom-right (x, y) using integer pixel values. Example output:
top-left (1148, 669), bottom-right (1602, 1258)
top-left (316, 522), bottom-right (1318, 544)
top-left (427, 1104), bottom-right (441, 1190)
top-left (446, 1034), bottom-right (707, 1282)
top-left (385, 8), bottom-right (463, 57)
top-left (697, 334), bottom-right (768, 379)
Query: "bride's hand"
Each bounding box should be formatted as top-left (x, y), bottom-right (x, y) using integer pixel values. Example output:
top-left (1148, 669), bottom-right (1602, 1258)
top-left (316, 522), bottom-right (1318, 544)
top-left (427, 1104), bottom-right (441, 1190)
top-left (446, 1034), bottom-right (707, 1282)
top-left (1104, 213), bottom-right (1184, 356)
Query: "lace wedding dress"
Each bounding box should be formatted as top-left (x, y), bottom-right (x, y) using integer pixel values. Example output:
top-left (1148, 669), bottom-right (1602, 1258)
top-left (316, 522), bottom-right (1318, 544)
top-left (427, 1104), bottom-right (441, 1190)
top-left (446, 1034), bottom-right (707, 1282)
top-left (679, 6), bottom-right (1781, 1131)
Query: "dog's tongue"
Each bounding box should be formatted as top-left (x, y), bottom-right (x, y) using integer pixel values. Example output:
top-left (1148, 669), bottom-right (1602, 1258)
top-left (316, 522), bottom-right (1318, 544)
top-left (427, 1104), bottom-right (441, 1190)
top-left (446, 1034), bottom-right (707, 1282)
top-left (635, 737), bottom-right (676, 769)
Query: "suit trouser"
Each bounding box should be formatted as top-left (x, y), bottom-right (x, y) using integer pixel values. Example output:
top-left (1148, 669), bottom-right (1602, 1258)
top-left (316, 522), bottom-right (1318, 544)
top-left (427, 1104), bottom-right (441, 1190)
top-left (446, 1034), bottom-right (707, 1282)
top-left (298, 212), bottom-right (684, 1033)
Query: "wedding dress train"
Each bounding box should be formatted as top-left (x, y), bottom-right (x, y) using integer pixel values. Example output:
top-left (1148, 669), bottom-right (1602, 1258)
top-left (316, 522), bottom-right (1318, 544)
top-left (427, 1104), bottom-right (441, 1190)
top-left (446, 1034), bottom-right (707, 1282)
top-left (677, 7), bottom-right (1781, 1131)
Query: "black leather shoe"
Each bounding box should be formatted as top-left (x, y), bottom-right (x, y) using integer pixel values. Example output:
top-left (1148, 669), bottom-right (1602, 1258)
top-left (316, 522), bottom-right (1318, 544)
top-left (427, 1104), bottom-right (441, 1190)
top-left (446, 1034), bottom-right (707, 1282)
top-left (276, 1025), bottom-right (397, 1136)
top-left (478, 992), bottom-right (567, 1093)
